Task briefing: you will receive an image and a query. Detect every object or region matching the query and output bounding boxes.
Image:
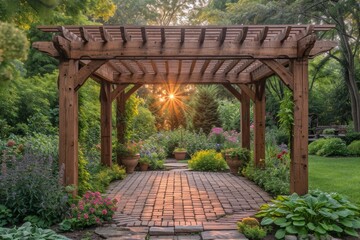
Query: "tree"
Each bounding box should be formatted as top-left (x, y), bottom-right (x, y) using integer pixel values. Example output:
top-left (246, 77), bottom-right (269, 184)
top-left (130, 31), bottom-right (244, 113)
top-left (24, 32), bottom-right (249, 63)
top-left (192, 86), bottom-right (221, 135)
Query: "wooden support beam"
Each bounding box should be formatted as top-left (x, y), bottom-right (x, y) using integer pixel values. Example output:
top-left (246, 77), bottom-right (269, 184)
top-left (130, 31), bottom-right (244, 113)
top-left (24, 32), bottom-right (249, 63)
top-left (100, 26), bottom-right (111, 42)
top-left (233, 59), bottom-right (255, 75)
top-left (200, 60), bottom-right (210, 75)
top-left (74, 60), bottom-right (107, 90)
top-left (124, 84), bottom-right (142, 101)
top-left (55, 39), bottom-right (336, 60)
top-left (297, 34), bottom-right (316, 58)
top-left (189, 60), bottom-right (196, 75)
top-left (259, 26), bottom-right (269, 44)
top-left (116, 72), bottom-right (251, 84)
top-left (180, 28), bottom-right (185, 45)
top-left (199, 28), bottom-right (206, 45)
top-left (100, 81), bottom-right (112, 167)
top-left (210, 60), bottom-right (225, 75)
top-left (238, 84), bottom-right (255, 101)
top-left (290, 59), bottom-right (309, 195)
top-left (235, 27), bottom-right (248, 44)
top-left (178, 60), bottom-right (182, 74)
top-left (120, 26), bottom-right (129, 42)
top-left (141, 27), bottom-right (147, 43)
top-left (52, 36), bottom-right (71, 58)
top-left (241, 90), bottom-right (251, 150)
top-left (254, 80), bottom-right (266, 167)
top-left (222, 84), bottom-right (242, 102)
top-left (58, 60), bottom-right (79, 193)
top-left (278, 26), bottom-right (291, 43)
top-left (32, 41), bottom-right (60, 57)
top-left (161, 28), bottom-right (166, 45)
top-left (260, 59), bottom-right (294, 90)
top-left (223, 60), bottom-right (240, 75)
top-left (79, 27), bottom-right (89, 42)
top-left (110, 84), bottom-right (128, 102)
top-left (151, 60), bottom-right (158, 73)
top-left (251, 59), bottom-right (290, 82)
top-left (218, 27), bottom-right (227, 46)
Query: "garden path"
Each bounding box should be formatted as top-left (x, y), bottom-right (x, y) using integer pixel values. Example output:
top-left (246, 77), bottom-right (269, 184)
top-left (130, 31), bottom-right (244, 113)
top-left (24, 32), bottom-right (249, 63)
top-left (103, 170), bottom-right (271, 239)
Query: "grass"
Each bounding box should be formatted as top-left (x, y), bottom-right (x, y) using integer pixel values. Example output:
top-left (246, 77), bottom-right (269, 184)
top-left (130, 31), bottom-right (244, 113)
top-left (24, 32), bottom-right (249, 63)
top-left (309, 155), bottom-right (360, 203)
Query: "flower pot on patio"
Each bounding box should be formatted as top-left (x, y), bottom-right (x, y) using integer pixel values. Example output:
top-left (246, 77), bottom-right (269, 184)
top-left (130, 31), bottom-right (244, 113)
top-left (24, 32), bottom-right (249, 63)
top-left (222, 147), bottom-right (251, 175)
top-left (139, 163), bottom-right (149, 171)
top-left (173, 148), bottom-right (187, 160)
top-left (121, 154), bottom-right (140, 174)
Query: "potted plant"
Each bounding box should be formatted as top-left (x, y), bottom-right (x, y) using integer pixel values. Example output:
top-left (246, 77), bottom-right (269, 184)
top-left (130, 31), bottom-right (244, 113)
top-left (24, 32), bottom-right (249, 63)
top-left (173, 147), bottom-right (187, 160)
top-left (116, 141), bottom-right (141, 174)
top-left (222, 147), bottom-right (250, 174)
top-left (139, 157), bottom-right (150, 171)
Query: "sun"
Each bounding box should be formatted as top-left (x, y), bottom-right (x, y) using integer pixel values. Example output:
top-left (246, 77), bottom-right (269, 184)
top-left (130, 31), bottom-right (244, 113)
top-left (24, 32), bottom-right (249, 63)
top-left (169, 94), bottom-right (175, 99)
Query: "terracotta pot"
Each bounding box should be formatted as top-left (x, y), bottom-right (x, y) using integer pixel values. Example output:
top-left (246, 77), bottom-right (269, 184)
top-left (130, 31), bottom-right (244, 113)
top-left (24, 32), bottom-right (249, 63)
top-left (174, 151), bottom-right (187, 160)
top-left (121, 154), bottom-right (140, 174)
top-left (225, 154), bottom-right (242, 175)
top-left (139, 163), bottom-right (149, 171)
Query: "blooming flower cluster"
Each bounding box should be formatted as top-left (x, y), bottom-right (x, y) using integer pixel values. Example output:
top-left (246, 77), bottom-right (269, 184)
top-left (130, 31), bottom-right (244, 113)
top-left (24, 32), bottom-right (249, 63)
top-left (68, 191), bottom-right (118, 228)
top-left (276, 150), bottom-right (288, 161)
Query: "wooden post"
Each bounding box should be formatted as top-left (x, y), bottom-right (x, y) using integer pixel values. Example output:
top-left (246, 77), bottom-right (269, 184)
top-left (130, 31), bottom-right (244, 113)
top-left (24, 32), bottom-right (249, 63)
top-left (100, 81), bottom-right (112, 167)
top-left (116, 91), bottom-right (126, 164)
top-left (58, 60), bottom-right (79, 192)
top-left (254, 80), bottom-right (266, 167)
top-left (290, 59), bottom-right (309, 195)
top-left (241, 91), bottom-right (251, 150)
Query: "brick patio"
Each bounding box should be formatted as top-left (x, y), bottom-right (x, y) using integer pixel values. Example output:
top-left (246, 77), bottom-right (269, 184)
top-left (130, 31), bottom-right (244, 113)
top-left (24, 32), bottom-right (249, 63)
top-left (107, 171), bottom-right (271, 228)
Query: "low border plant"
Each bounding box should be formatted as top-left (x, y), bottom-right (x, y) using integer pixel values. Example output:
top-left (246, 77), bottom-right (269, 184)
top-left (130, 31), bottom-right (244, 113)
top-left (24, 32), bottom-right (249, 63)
top-left (256, 191), bottom-right (360, 239)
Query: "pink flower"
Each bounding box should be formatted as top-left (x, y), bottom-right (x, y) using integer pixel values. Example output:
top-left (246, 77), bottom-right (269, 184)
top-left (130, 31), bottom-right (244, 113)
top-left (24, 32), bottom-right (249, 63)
top-left (211, 127), bottom-right (223, 134)
top-left (96, 217), bottom-right (101, 224)
top-left (250, 124), bottom-right (254, 129)
top-left (102, 209), bottom-right (108, 215)
top-left (90, 208), bottom-right (95, 213)
top-left (84, 213), bottom-right (89, 219)
top-left (79, 205), bottom-right (84, 211)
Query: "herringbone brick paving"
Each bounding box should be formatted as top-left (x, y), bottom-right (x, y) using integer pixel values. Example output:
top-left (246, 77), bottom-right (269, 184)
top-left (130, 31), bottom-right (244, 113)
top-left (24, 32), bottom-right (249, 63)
top-left (107, 171), bottom-right (271, 228)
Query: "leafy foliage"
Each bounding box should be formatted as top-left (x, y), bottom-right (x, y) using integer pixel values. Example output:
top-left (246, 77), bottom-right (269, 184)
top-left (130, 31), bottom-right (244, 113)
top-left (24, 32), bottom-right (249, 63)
top-left (0, 205), bottom-right (12, 227)
top-left (347, 140), bottom-right (360, 156)
top-left (277, 90), bottom-right (293, 141)
top-left (217, 100), bottom-right (240, 131)
top-left (0, 222), bottom-right (69, 240)
top-left (139, 140), bottom-right (166, 170)
top-left (0, 153), bottom-right (67, 227)
top-left (343, 132), bottom-right (360, 145)
top-left (88, 164), bottom-right (126, 193)
top-left (309, 138), bottom-right (348, 157)
top-left (257, 191), bottom-right (360, 239)
top-left (243, 146), bottom-right (290, 196)
top-left (131, 106), bottom-right (157, 141)
top-left (188, 150), bottom-right (227, 172)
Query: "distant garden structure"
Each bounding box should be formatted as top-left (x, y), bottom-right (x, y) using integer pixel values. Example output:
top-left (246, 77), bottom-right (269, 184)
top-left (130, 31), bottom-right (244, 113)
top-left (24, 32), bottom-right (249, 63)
top-left (34, 24), bottom-right (336, 195)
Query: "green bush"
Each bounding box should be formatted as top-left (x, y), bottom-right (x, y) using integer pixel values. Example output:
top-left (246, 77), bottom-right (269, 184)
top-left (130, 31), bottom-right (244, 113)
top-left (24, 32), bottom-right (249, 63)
top-left (0, 154), bottom-right (67, 227)
top-left (257, 191), bottom-right (360, 239)
top-left (308, 138), bottom-right (327, 155)
top-left (343, 132), bottom-right (360, 145)
top-left (88, 164), bottom-right (126, 193)
top-left (242, 147), bottom-right (290, 196)
top-left (0, 205), bottom-right (12, 227)
top-left (309, 138), bottom-right (348, 156)
top-left (237, 217), bottom-right (267, 240)
top-left (323, 128), bottom-right (336, 135)
top-left (347, 140), bottom-right (360, 156)
top-left (188, 150), bottom-right (227, 171)
top-left (0, 222), bottom-right (69, 240)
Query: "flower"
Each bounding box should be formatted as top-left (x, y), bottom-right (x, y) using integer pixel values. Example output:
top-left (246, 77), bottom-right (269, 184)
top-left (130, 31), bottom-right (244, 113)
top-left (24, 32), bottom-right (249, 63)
top-left (102, 209), bottom-right (108, 215)
top-left (6, 140), bottom-right (16, 147)
top-left (84, 213), bottom-right (89, 219)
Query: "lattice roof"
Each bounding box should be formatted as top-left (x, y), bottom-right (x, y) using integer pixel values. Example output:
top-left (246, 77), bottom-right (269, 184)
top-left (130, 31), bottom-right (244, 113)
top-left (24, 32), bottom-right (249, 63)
top-left (34, 24), bottom-right (336, 85)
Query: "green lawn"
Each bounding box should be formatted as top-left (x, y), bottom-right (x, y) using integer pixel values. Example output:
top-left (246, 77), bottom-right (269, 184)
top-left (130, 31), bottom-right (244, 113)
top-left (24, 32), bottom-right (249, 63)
top-left (309, 155), bottom-right (360, 203)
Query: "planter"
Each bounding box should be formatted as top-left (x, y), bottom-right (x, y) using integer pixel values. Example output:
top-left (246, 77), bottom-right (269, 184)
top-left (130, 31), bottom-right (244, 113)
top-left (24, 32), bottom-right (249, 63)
top-left (174, 151), bottom-right (187, 160)
top-left (139, 163), bottom-right (149, 171)
top-left (225, 154), bottom-right (242, 175)
top-left (120, 154), bottom-right (140, 174)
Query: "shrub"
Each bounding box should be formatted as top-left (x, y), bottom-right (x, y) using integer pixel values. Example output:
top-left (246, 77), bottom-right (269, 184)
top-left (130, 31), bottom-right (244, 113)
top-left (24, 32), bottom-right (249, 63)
top-left (0, 205), bottom-right (12, 227)
top-left (257, 191), bottom-right (360, 239)
top-left (309, 138), bottom-right (348, 156)
top-left (237, 217), bottom-right (267, 240)
top-left (347, 140), bottom-right (360, 156)
top-left (343, 132), bottom-right (360, 145)
top-left (188, 150), bottom-right (227, 171)
top-left (0, 153), bottom-right (67, 226)
top-left (59, 191), bottom-right (117, 230)
top-left (0, 222), bottom-right (69, 240)
top-left (88, 164), bottom-right (126, 193)
top-left (316, 138), bottom-right (348, 156)
top-left (243, 148), bottom-right (290, 196)
top-left (323, 128), bottom-right (336, 135)
top-left (140, 139), bottom-right (167, 169)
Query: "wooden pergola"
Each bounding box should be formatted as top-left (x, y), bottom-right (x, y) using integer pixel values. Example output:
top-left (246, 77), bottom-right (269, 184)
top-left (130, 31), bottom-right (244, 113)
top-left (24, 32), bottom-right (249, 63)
top-left (33, 24), bottom-right (336, 195)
